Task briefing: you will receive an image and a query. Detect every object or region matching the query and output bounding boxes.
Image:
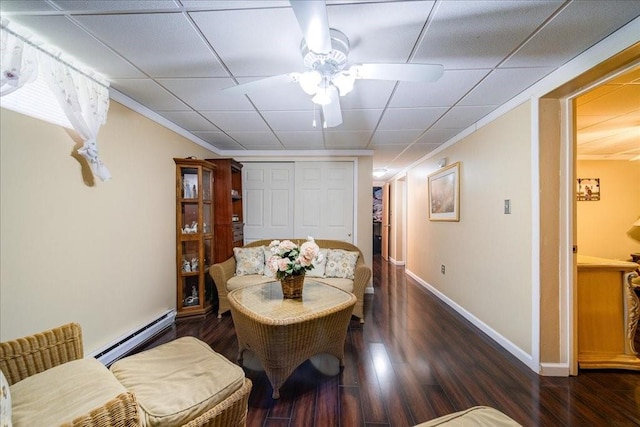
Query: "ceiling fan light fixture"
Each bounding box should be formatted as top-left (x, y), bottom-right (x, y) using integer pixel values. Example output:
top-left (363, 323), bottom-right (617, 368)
top-left (299, 70), bottom-right (322, 95)
top-left (312, 84), bottom-right (337, 106)
top-left (332, 71), bottom-right (355, 96)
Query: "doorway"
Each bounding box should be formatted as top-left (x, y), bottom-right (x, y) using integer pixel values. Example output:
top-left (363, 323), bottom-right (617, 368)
top-left (540, 44), bottom-right (640, 376)
top-left (373, 186), bottom-right (382, 254)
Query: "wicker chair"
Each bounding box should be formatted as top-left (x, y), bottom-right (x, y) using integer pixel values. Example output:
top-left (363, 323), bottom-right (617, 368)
top-left (210, 239), bottom-right (372, 323)
top-left (1, 323), bottom-right (252, 427)
top-left (0, 323), bottom-right (139, 427)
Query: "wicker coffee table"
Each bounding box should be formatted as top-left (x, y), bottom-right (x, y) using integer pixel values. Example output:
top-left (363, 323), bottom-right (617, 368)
top-left (228, 280), bottom-right (356, 399)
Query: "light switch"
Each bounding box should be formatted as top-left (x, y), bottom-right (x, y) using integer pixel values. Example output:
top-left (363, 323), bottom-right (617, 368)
top-left (504, 199), bottom-right (511, 214)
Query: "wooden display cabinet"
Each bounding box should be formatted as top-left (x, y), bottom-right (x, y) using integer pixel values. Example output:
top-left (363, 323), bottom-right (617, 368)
top-left (174, 158), bottom-right (216, 318)
top-left (207, 158), bottom-right (244, 263)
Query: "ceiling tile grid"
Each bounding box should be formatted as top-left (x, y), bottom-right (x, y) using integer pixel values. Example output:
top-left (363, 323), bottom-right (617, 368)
top-left (1, 0), bottom-right (638, 173)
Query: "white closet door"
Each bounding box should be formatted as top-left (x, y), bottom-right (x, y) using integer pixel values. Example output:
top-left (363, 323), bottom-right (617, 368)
top-left (243, 163), bottom-right (295, 242)
top-left (294, 161), bottom-right (354, 242)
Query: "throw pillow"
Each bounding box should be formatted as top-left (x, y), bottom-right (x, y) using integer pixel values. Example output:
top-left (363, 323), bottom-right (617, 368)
top-left (307, 248), bottom-right (328, 278)
top-left (0, 369), bottom-right (11, 427)
top-left (263, 246), bottom-right (275, 278)
top-left (325, 249), bottom-right (359, 279)
top-left (234, 247), bottom-right (265, 276)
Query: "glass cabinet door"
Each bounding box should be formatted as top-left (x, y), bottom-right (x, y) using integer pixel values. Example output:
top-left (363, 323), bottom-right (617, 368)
top-left (181, 168), bottom-right (199, 200)
top-left (202, 169), bottom-right (212, 201)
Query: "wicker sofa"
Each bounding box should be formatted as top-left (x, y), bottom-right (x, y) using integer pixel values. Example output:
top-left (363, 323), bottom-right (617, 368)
top-left (210, 239), bottom-right (372, 323)
top-left (0, 323), bottom-right (252, 427)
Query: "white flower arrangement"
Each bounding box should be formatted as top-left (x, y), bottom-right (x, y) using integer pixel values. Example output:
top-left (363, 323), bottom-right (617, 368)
top-left (267, 237), bottom-right (322, 280)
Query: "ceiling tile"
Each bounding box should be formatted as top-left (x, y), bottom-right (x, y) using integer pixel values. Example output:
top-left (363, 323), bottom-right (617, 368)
top-left (390, 70), bottom-right (491, 108)
top-left (157, 111), bottom-right (219, 132)
top-left (157, 78), bottom-right (254, 110)
top-left (110, 79), bottom-right (189, 110)
top-left (416, 128), bottom-right (465, 145)
top-left (0, 0), bottom-right (55, 12)
top-left (324, 131), bottom-right (372, 149)
top-left (414, 1), bottom-right (561, 69)
top-left (459, 67), bottom-right (553, 106)
top-left (182, 1), bottom-right (290, 9)
top-left (372, 145), bottom-right (407, 168)
top-left (503, 1), bottom-right (640, 68)
top-left (370, 130), bottom-right (425, 146)
top-left (276, 131), bottom-right (325, 149)
top-left (339, 80), bottom-right (397, 109)
top-left (378, 107), bottom-right (448, 131)
top-left (387, 142), bottom-right (441, 169)
top-left (8, 16), bottom-right (144, 79)
top-left (226, 131), bottom-right (282, 147)
top-left (241, 79), bottom-right (315, 111)
top-left (338, 109), bottom-right (384, 131)
top-left (190, 8), bottom-right (303, 76)
top-left (262, 110), bottom-right (320, 131)
top-left (191, 131), bottom-right (243, 150)
top-left (74, 13), bottom-right (227, 78)
top-left (51, 1), bottom-right (180, 11)
top-left (432, 105), bottom-right (497, 129)
top-left (201, 111), bottom-right (270, 132)
top-left (326, 1), bottom-right (435, 64)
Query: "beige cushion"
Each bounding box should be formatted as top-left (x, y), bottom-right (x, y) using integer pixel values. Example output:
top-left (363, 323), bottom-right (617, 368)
top-left (227, 273), bottom-right (273, 290)
top-left (234, 246), bottom-right (264, 275)
top-left (414, 406), bottom-right (521, 426)
top-left (110, 336), bottom-right (244, 427)
top-left (1, 369), bottom-right (11, 427)
top-left (10, 358), bottom-right (127, 427)
top-left (325, 249), bottom-right (359, 279)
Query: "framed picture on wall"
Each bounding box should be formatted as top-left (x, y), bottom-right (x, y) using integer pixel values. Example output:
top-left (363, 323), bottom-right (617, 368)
top-left (576, 178), bottom-right (600, 201)
top-left (428, 162), bottom-right (460, 221)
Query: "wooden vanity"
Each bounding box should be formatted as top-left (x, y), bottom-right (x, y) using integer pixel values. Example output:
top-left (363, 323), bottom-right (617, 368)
top-left (577, 255), bottom-right (640, 370)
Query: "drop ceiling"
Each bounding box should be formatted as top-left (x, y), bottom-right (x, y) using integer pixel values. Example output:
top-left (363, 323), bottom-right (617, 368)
top-left (1, 1), bottom-right (639, 174)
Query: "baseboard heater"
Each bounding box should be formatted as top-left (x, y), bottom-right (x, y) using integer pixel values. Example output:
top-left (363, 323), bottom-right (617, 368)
top-left (90, 309), bottom-right (176, 366)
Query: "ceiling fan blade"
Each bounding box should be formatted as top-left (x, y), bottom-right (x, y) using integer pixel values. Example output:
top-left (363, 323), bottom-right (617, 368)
top-left (322, 87), bottom-right (342, 128)
top-left (223, 74), bottom-right (295, 95)
top-left (354, 63), bottom-right (444, 82)
top-left (290, 0), bottom-right (332, 54)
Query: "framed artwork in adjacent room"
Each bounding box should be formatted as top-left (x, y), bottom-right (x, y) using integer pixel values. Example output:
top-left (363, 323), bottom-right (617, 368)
top-left (428, 162), bottom-right (460, 221)
top-left (576, 178), bottom-right (600, 201)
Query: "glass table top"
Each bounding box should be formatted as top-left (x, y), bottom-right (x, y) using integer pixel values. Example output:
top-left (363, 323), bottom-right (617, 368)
top-left (228, 280), bottom-right (355, 322)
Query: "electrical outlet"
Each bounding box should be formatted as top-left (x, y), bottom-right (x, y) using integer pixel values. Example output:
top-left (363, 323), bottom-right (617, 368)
top-left (441, 265), bottom-right (445, 274)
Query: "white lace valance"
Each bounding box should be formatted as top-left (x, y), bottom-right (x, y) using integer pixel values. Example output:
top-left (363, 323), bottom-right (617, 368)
top-left (0, 19), bottom-right (112, 182)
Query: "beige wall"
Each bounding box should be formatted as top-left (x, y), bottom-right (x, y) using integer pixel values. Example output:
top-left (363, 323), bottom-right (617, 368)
top-left (406, 102), bottom-right (533, 353)
top-left (577, 160), bottom-right (640, 260)
top-left (0, 102), bottom-right (216, 352)
top-left (1, 103), bottom-right (374, 353)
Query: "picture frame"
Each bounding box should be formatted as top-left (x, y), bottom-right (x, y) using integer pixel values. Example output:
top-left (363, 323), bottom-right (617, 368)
top-left (428, 162), bottom-right (460, 221)
top-left (576, 178), bottom-right (600, 201)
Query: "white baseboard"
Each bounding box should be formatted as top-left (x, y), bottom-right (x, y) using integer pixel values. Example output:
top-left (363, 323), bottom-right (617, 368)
top-left (539, 363), bottom-right (570, 376)
top-left (89, 309), bottom-right (176, 366)
top-left (365, 286), bottom-right (374, 294)
top-left (389, 257), bottom-right (405, 266)
top-left (406, 270), bottom-right (537, 373)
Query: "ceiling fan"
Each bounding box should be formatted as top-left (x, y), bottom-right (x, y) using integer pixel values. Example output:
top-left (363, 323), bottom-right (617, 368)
top-left (223, 0), bottom-right (444, 128)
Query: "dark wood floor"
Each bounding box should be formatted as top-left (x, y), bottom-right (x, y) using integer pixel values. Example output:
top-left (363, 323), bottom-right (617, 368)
top-left (139, 255), bottom-right (640, 426)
